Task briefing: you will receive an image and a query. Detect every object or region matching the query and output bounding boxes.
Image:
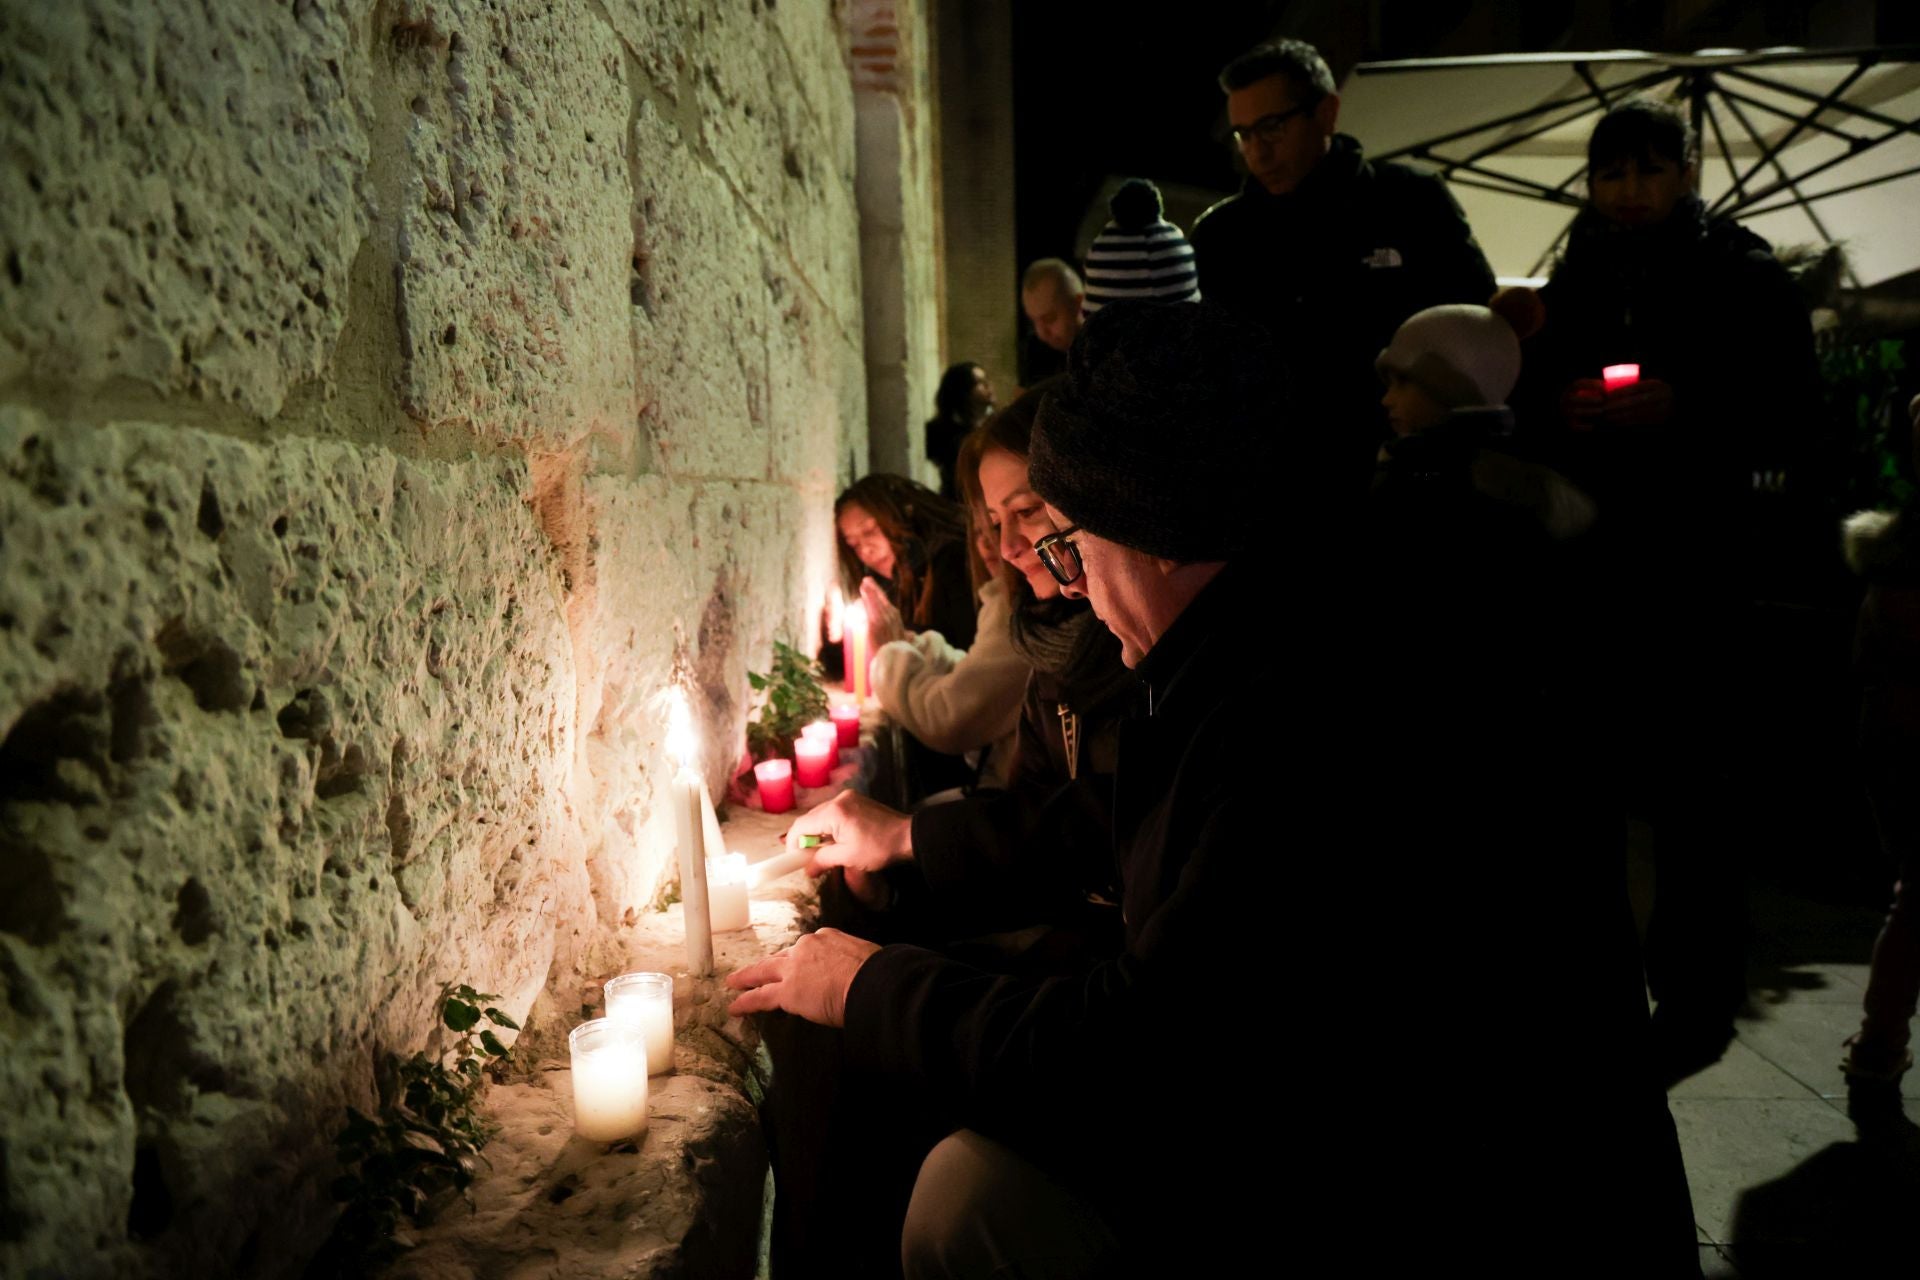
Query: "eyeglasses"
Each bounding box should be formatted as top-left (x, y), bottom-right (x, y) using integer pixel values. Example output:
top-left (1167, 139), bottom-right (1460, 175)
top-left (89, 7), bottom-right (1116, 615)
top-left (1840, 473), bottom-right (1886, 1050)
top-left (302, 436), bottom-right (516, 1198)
top-left (1033, 525), bottom-right (1084, 587)
top-left (1230, 103), bottom-right (1312, 149)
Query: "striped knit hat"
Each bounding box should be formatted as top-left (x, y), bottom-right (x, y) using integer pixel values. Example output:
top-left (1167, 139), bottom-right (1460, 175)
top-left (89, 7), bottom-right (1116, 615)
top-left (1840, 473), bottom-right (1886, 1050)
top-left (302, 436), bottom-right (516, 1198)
top-left (1082, 179), bottom-right (1201, 314)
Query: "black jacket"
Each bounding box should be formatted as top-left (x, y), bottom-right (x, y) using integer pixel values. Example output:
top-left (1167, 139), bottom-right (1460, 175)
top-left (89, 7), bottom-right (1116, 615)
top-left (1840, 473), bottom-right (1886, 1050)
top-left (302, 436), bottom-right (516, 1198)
top-left (1191, 135), bottom-right (1495, 487)
top-left (845, 557), bottom-right (1701, 1271)
top-left (1511, 200), bottom-right (1817, 561)
top-left (844, 567), bottom-right (1285, 1265)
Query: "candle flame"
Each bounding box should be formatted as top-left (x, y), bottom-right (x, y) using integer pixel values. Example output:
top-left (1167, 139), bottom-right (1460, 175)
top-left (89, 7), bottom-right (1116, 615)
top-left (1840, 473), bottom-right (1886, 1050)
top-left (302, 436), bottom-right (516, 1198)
top-left (665, 687), bottom-right (697, 769)
top-left (845, 600), bottom-right (867, 636)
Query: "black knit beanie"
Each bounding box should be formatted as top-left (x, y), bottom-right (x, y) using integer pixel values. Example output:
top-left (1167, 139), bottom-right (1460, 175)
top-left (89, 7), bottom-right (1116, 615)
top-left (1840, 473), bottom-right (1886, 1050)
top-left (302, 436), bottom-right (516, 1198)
top-left (1029, 301), bottom-right (1285, 563)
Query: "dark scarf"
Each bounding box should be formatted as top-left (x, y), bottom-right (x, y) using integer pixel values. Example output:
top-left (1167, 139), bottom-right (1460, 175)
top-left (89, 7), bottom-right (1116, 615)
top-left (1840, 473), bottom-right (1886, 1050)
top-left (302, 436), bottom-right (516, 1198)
top-left (1008, 592), bottom-right (1094, 676)
top-left (1009, 589), bottom-right (1136, 714)
top-left (1559, 193), bottom-right (1710, 282)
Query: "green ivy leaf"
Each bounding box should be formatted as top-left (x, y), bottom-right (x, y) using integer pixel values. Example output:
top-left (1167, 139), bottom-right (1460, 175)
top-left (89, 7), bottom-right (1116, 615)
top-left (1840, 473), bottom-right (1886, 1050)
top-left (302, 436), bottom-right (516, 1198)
top-left (479, 1029), bottom-right (509, 1058)
top-left (442, 1000), bottom-right (481, 1032)
top-left (483, 1007), bottom-right (520, 1031)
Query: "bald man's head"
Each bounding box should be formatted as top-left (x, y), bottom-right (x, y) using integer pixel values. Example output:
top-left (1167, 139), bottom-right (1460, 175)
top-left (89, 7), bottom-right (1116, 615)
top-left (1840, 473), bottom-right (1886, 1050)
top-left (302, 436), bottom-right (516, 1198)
top-left (1021, 259), bottom-right (1084, 353)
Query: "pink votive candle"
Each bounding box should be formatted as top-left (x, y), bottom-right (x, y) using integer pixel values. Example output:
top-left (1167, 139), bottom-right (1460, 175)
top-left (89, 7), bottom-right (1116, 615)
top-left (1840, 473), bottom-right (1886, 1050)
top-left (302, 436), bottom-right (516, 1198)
top-left (794, 733), bottom-right (835, 788)
top-left (753, 758), bottom-right (795, 814)
top-left (829, 702), bottom-right (861, 749)
top-left (1601, 363), bottom-right (1640, 392)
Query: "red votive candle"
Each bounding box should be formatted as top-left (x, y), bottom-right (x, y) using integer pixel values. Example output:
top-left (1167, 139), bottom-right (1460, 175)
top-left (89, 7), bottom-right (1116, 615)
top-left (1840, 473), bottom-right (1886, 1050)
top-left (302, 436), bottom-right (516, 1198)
top-left (1602, 363), bottom-right (1640, 392)
top-left (829, 702), bottom-right (861, 749)
top-left (794, 733), bottom-right (834, 788)
top-left (753, 759), bottom-right (795, 814)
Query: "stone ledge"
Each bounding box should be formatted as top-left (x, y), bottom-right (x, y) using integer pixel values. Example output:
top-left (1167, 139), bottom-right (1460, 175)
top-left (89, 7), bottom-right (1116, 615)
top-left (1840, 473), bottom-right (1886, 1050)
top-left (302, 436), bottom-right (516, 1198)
top-left (388, 803), bottom-right (819, 1280)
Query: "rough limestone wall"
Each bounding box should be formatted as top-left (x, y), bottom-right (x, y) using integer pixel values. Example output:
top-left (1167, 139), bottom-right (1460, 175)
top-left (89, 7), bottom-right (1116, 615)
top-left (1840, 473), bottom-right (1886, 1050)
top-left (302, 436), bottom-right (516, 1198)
top-left (0, 2), bottom-right (864, 1276)
top-left (849, 0), bottom-right (941, 479)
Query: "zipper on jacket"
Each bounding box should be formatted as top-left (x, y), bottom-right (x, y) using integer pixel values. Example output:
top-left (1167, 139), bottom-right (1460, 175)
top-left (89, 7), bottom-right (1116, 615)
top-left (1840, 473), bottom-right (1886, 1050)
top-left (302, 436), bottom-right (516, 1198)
top-left (1056, 702), bottom-right (1080, 782)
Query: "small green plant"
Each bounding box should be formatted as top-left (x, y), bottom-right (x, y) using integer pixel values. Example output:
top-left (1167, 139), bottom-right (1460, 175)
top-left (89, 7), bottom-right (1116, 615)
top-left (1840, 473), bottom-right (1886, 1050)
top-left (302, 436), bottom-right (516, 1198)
top-left (746, 639), bottom-right (829, 761)
top-left (312, 985), bottom-right (517, 1275)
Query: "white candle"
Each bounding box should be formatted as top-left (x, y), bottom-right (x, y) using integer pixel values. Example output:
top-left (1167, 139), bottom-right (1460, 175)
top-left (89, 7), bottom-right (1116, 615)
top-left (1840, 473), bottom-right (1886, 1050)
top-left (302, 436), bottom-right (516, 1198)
top-left (846, 601), bottom-right (872, 701)
top-left (666, 690), bottom-right (713, 976)
top-left (568, 1018), bottom-right (648, 1142)
top-left (708, 853), bottom-right (751, 933)
top-left (604, 971), bottom-right (675, 1075)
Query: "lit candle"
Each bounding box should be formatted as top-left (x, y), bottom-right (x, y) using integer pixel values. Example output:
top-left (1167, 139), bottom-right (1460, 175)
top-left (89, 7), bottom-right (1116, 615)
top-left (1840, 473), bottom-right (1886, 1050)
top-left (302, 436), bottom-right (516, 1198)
top-left (829, 701), bottom-right (861, 749)
top-left (846, 600), bottom-right (872, 701)
top-left (568, 1018), bottom-right (648, 1142)
top-left (666, 690), bottom-right (713, 977)
top-left (603, 971), bottom-right (675, 1075)
top-left (707, 852), bottom-right (751, 932)
top-left (801, 720), bottom-right (836, 743)
top-left (794, 732), bottom-right (835, 789)
top-left (754, 758), bottom-right (795, 814)
top-left (1602, 363), bottom-right (1640, 392)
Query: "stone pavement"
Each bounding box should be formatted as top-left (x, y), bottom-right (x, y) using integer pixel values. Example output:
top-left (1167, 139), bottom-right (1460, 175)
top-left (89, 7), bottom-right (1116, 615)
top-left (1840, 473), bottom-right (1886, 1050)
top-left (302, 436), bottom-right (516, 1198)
top-left (1671, 877), bottom-right (1920, 1278)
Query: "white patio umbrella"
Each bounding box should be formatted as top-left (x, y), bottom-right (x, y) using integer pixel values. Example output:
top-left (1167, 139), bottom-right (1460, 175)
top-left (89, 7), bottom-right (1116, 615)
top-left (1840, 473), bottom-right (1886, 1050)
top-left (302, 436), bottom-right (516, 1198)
top-left (1337, 47), bottom-right (1920, 287)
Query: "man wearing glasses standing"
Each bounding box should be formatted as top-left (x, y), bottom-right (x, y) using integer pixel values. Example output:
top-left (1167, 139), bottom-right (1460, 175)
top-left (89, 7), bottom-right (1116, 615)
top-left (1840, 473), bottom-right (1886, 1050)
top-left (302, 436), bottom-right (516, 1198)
top-left (1192, 39), bottom-right (1495, 491)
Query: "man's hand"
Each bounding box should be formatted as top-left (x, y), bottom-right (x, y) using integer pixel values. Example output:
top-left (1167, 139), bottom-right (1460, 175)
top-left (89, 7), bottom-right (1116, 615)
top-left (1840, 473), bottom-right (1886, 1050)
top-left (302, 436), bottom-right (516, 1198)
top-left (788, 790), bottom-right (914, 874)
top-left (1601, 377), bottom-right (1674, 428)
top-left (726, 928), bottom-right (881, 1027)
top-left (859, 577), bottom-right (908, 648)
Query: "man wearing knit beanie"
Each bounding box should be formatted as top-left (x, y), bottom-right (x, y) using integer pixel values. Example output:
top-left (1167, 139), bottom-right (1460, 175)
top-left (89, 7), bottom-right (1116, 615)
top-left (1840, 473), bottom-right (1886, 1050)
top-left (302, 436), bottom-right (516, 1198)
top-left (732, 300), bottom-right (1311, 1272)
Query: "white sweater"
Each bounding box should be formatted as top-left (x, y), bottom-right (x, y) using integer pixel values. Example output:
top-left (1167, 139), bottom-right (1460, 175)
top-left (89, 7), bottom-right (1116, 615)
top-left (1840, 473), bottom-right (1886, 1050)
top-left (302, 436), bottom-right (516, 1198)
top-left (869, 577), bottom-right (1027, 789)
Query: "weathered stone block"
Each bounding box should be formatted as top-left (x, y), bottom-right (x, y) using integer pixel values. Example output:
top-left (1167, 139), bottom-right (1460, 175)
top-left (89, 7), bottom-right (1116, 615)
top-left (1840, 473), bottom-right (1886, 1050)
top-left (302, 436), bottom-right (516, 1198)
top-left (0, 409), bottom-right (582, 1277)
top-left (387, 0), bottom-right (636, 451)
top-left (629, 100), bottom-right (772, 480)
top-left (0, 0), bottom-right (369, 417)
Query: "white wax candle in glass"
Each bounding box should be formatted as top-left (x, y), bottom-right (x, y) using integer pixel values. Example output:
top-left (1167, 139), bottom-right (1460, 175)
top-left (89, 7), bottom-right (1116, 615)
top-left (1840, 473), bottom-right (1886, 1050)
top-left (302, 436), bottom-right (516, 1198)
top-left (707, 853), bottom-right (751, 933)
top-left (568, 1018), bottom-right (649, 1142)
top-left (604, 971), bottom-right (675, 1075)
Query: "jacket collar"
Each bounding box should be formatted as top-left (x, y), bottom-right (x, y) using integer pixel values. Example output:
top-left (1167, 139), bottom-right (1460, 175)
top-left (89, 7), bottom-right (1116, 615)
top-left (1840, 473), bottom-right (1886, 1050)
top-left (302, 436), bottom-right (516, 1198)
top-left (1133, 564), bottom-right (1243, 718)
top-left (1235, 133), bottom-right (1367, 207)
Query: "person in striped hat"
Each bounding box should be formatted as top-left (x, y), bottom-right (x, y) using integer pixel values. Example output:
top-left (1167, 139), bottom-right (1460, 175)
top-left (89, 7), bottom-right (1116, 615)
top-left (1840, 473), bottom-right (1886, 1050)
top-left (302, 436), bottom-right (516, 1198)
top-left (1080, 178), bottom-right (1200, 314)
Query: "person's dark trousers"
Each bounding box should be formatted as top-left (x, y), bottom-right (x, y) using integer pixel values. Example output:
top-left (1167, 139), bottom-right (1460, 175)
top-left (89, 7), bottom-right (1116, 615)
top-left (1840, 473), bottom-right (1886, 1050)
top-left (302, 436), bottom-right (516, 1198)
top-left (759, 875), bottom-right (960, 1279)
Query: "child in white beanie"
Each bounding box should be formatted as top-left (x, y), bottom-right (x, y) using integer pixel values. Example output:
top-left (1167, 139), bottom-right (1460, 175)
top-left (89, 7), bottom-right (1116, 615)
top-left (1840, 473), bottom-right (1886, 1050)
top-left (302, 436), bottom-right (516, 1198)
top-left (1374, 304), bottom-right (1594, 540)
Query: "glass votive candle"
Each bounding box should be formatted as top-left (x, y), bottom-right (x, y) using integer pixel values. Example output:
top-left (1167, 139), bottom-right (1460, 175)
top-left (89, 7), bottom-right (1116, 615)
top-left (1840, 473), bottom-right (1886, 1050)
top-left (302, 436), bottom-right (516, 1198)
top-left (754, 758), bottom-right (795, 813)
top-left (1601, 362), bottom-right (1640, 392)
top-left (568, 1018), bottom-right (648, 1142)
top-left (708, 852), bottom-right (750, 933)
top-left (794, 732), bottom-right (835, 788)
top-left (829, 702), bottom-right (861, 749)
top-left (604, 971), bottom-right (675, 1075)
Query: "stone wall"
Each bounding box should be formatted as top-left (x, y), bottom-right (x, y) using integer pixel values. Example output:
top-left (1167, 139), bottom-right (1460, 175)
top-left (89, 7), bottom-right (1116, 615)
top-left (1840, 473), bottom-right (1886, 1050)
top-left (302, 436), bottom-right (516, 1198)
top-left (849, 0), bottom-right (942, 479)
top-left (0, 1), bottom-right (870, 1275)
top-left (934, 0), bottom-right (1017, 395)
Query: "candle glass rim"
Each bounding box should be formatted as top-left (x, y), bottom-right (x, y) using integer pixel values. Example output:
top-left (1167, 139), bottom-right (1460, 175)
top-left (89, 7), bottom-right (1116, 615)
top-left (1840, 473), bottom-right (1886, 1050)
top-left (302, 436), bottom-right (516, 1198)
top-left (604, 971), bottom-right (673, 1001)
top-left (753, 758), bottom-right (793, 777)
top-left (570, 1015), bottom-right (647, 1054)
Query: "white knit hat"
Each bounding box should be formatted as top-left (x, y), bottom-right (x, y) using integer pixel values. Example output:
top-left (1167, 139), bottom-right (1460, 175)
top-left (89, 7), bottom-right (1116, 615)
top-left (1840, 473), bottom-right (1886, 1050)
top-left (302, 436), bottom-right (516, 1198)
top-left (1375, 304), bottom-right (1521, 408)
top-left (1082, 179), bottom-right (1201, 314)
